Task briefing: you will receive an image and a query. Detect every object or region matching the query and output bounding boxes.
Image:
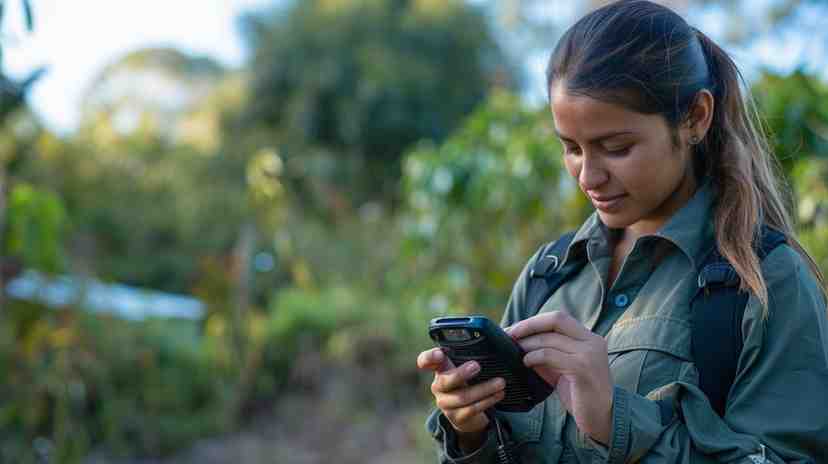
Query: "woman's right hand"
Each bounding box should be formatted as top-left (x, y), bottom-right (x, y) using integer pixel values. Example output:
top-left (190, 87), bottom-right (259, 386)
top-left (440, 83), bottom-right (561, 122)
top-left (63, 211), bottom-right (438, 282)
top-left (416, 347), bottom-right (507, 436)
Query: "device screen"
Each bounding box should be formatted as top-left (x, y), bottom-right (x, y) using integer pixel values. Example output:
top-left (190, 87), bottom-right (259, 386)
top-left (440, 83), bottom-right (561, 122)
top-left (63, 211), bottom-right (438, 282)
top-left (440, 328), bottom-right (472, 342)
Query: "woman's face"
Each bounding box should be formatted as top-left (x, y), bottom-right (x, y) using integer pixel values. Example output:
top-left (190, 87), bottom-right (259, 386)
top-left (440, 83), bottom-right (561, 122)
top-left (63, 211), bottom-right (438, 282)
top-left (550, 83), bottom-right (698, 238)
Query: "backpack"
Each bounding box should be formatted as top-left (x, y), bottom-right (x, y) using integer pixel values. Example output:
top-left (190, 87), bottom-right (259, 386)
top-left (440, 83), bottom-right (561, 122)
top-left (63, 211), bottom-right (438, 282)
top-left (525, 225), bottom-right (787, 417)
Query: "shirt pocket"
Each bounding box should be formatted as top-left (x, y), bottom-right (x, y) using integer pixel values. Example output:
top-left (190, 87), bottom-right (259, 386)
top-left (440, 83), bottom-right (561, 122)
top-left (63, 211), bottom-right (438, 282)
top-left (605, 316), bottom-right (692, 396)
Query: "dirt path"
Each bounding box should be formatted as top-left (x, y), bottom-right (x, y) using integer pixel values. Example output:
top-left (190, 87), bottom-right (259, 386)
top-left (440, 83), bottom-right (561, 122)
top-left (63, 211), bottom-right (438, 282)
top-left (164, 392), bottom-right (432, 464)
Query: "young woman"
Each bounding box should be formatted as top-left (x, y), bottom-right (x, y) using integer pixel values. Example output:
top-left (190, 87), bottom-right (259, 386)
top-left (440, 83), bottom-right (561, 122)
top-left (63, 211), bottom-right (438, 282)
top-left (416, 1), bottom-right (828, 462)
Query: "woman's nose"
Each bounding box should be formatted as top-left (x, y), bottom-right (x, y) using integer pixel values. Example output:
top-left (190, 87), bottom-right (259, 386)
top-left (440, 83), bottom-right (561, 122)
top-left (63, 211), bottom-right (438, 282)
top-left (578, 156), bottom-right (608, 191)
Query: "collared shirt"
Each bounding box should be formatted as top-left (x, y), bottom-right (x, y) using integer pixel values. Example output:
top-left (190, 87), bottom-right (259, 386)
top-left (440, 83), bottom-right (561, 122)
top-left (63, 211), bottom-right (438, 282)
top-left (427, 181), bottom-right (828, 463)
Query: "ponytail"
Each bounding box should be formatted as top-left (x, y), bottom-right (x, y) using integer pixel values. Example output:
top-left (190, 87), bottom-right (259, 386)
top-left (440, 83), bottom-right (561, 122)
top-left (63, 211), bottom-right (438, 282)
top-left (694, 28), bottom-right (827, 311)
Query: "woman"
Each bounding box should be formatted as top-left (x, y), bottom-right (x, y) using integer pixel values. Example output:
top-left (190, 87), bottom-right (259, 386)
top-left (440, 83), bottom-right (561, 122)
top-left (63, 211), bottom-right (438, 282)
top-left (416, 1), bottom-right (828, 462)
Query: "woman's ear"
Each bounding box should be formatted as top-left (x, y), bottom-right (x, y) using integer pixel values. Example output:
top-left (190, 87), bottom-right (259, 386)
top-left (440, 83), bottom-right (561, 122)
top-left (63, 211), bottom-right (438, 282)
top-left (685, 89), bottom-right (715, 141)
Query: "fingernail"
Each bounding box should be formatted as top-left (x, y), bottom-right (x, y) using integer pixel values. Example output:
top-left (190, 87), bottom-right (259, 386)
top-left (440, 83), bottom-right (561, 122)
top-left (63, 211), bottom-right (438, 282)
top-left (496, 378), bottom-right (506, 389)
top-left (466, 362), bottom-right (479, 374)
top-left (434, 350), bottom-right (444, 361)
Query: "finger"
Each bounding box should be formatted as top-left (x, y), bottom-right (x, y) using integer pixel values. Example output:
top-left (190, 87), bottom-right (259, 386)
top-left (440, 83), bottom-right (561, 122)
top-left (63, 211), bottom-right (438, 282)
top-left (437, 377), bottom-right (506, 410)
top-left (417, 347), bottom-right (452, 372)
top-left (449, 390), bottom-right (506, 425)
top-left (517, 332), bottom-right (579, 354)
top-left (523, 347), bottom-right (575, 370)
top-left (508, 311), bottom-right (591, 341)
top-left (432, 361), bottom-right (480, 394)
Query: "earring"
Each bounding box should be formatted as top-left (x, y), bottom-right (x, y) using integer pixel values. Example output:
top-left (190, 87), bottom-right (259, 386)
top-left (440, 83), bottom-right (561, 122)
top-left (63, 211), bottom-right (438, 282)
top-left (689, 135), bottom-right (700, 145)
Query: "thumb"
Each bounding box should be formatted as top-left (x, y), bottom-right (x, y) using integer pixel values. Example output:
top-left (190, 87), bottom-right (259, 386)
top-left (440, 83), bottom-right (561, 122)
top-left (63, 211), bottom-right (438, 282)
top-left (417, 347), bottom-right (454, 372)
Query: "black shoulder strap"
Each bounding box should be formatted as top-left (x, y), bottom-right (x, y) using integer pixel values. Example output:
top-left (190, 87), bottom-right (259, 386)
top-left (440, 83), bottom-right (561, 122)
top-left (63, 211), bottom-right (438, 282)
top-left (526, 231), bottom-right (583, 316)
top-left (691, 225), bottom-right (787, 417)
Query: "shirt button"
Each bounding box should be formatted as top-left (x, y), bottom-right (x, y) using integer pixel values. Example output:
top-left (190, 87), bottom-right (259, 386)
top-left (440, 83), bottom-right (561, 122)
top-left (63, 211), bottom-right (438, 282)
top-left (614, 293), bottom-right (629, 308)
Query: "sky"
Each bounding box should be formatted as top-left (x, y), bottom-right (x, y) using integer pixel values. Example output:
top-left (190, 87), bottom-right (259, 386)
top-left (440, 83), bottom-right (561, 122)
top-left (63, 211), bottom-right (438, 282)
top-left (519, 0), bottom-right (827, 106)
top-left (2, 0), bottom-right (826, 135)
top-left (2, 0), bottom-right (273, 134)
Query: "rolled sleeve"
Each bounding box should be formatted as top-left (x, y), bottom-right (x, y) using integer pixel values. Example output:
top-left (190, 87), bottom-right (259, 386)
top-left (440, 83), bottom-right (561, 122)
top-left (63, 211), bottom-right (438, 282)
top-left (606, 386), bottom-right (632, 463)
top-left (426, 409), bottom-right (500, 463)
top-left (601, 386), bottom-right (668, 464)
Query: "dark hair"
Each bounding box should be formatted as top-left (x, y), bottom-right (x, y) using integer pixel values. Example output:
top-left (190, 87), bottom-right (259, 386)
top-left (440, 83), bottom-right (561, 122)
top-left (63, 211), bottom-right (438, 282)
top-left (545, 0), bottom-right (826, 310)
top-left (547, 0), bottom-right (709, 127)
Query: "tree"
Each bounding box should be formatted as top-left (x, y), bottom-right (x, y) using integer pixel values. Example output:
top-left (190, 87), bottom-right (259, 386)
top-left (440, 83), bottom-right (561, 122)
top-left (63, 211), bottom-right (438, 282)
top-left (0, 0), bottom-right (47, 308)
top-left (753, 71), bottom-right (828, 273)
top-left (80, 47), bottom-right (224, 142)
top-left (236, 0), bottom-right (517, 206)
top-left (14, 48), bottom-right (249, 293)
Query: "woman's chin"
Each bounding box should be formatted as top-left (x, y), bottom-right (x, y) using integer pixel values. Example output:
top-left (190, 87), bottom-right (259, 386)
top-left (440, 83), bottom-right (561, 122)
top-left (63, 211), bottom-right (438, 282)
top-left (596, 211), bottom-right (634, 230)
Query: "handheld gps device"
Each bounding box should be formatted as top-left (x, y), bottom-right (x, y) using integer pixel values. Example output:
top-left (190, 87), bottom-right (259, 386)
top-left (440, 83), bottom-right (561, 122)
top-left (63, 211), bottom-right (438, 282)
top-left (428, 316), bottom-right (554, 412)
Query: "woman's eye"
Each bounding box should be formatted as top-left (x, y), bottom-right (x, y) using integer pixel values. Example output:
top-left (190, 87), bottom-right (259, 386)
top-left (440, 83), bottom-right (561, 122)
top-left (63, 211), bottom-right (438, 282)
top-left (563, 146), bottom-right (581, 156)
top-left (606, 145), bottom-right (631, 156)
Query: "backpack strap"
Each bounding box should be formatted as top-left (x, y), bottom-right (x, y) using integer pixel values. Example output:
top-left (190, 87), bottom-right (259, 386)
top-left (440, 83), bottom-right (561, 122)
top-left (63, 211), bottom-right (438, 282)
top-left (691, 225), bottom-right (787, 417)
top-left (526, 231), bottom-right (583, 316)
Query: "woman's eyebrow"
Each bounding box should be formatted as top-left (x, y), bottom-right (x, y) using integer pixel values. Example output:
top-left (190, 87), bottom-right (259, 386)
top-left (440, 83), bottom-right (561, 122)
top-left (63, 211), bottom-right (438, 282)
top-left (555, 130), bottom-right (636, 144)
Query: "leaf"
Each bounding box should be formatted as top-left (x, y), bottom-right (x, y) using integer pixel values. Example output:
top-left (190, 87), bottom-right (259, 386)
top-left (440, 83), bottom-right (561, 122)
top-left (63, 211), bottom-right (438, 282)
top-left (22, 0), bottom-right (33, 31)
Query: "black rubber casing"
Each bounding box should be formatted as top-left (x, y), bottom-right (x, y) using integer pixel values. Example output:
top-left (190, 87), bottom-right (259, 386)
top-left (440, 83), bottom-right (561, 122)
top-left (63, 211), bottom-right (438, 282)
top-left (429, 316), bottom-right (554, 412)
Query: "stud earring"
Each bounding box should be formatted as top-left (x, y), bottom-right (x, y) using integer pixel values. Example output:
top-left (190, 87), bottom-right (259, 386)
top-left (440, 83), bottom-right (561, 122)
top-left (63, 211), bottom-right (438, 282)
top-left (689, 135), bottom-right (700, 145)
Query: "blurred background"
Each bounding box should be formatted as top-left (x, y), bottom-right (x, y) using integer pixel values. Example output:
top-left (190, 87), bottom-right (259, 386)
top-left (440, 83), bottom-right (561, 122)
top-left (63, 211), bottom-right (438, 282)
top-left (0, 0), bottom-right (826, 462)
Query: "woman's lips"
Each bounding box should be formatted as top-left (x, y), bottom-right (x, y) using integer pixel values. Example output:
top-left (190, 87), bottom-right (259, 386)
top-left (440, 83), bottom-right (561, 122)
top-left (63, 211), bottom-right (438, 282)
top-left (590, 194), bottom-right (627, 212)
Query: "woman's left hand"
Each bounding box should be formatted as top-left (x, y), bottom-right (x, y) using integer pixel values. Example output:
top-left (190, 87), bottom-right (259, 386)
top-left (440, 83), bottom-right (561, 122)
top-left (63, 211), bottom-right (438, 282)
top-left (506, 310), bottom-right (614, 445)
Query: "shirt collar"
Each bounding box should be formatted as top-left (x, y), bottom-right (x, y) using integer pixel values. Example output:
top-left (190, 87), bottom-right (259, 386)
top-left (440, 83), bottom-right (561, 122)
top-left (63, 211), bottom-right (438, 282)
top-left (652, 178), bottom-right (716, 268)
top-left (559, 178), bottom-right (716, 269)
top-left (560, 212), bottom-right (609, 267)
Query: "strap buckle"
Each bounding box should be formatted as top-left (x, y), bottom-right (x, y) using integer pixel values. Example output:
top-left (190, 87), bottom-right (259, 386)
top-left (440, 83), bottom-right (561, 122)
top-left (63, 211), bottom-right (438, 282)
top-left (530, 254), bottom-right (559, 279)
top-left (697, 262), bottom-right (740, 288)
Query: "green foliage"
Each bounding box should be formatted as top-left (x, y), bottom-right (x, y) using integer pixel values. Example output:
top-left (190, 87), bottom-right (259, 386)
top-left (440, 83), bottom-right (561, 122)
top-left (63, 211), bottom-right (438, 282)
top-left (0, 305), bottom-right (227, 462)
top-left (790, 157), bottom-right (828, 271)
top-left (753, 70), bottom-right (828, 172)
top-left (4, 182), bottom-right (66, 272)
top-left (250, 286), bottom-right (367, 398)
top-left (400, 90), bottom-right (589, 316)
top-left (268, 286), bottom-right (362, 340)
top-left (754, 72), bottom-right (828, 271)
top-left (0, 284), bottom-right (431, 461)
top-left (15, 130), bottom-right (251, 293)
top-left (239, 0), bottom-right (515, 202)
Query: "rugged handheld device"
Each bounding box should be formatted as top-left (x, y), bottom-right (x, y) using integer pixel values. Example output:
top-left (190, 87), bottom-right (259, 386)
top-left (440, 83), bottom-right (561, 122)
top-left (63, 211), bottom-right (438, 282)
top-left (428, 316), bottom-right (554, 412)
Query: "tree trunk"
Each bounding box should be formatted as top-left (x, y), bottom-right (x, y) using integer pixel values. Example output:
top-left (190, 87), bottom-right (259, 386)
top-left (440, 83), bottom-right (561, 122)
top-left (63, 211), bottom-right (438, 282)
top-left (229, 221), bottom-right (258, 423)
top-left (232, 222), bottom-right (256, 363)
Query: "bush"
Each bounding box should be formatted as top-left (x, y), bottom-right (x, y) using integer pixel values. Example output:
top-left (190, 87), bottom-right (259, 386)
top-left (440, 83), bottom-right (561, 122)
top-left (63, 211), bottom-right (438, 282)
top-left (0, 303), bottom-right (228, 462)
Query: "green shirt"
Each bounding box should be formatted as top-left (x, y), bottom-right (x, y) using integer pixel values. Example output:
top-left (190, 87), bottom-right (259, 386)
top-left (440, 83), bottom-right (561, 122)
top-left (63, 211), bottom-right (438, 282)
top-left (426, 181), bottom-right (828, 463)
